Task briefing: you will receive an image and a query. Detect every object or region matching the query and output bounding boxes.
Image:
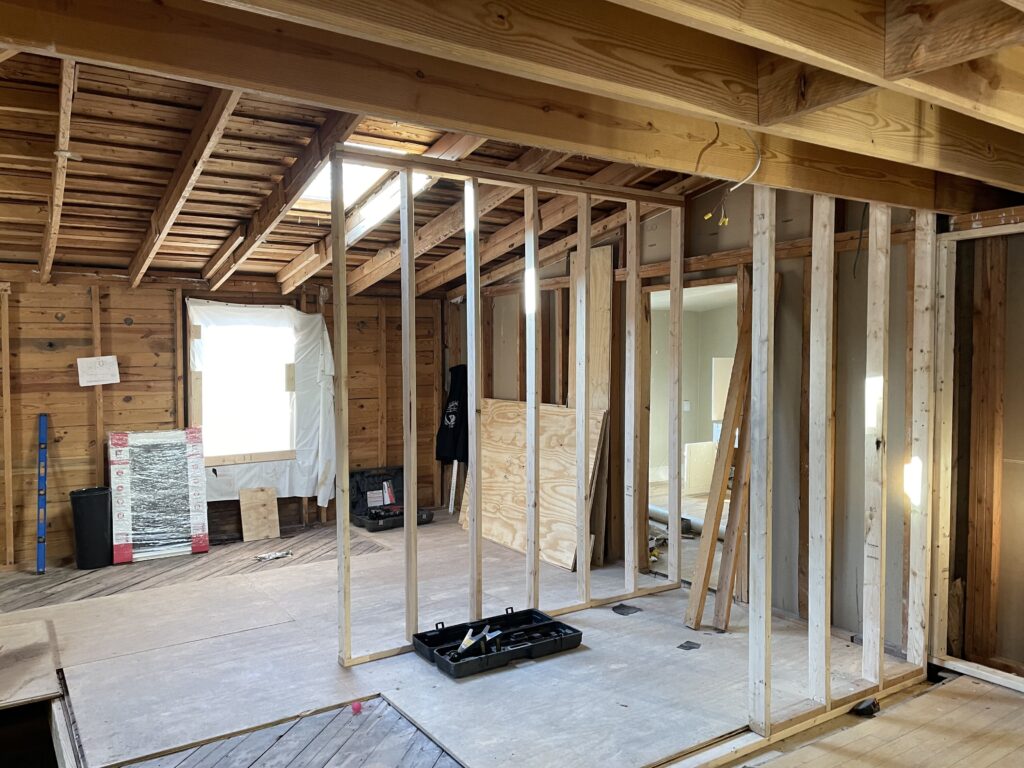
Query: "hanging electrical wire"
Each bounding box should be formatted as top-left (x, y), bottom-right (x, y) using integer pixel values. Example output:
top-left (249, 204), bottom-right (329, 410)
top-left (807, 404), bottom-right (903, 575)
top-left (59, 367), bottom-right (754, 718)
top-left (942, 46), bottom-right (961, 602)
top-left (704, 128), bottom-right (763, 227)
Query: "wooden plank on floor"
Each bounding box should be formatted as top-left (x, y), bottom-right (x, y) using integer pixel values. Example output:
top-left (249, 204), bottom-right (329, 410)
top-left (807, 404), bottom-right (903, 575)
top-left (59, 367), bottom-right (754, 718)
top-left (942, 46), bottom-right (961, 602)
top-left (239, 488), bottom-right (281, 542)
top-left (0, 619), bottom-right (60, 709)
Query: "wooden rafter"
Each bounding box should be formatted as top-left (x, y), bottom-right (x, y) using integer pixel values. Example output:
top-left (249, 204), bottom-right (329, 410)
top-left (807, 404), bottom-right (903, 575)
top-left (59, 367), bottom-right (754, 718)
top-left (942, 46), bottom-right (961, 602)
top-left (39, 58), bottom-right (75, 283)
top-left (276, 131), bottom-right (486, 294)
top-left (452, 176), bottom-right (699, 299)
top-left (757, 55), bottom-right (875, 125)
top-left (203, 110), bottom-right (362, 289)
top-left (415, 163), bottom-right (653, 296)
top-left (342, 146), bottom-right (567, 296)
top-left (128, 87), bottom-right (240, 287)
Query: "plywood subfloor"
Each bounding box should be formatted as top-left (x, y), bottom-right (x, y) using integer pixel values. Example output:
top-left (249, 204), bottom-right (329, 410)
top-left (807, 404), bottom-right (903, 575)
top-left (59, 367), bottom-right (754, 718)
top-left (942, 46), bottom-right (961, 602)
top-left (126, 698), bottom-right (458, 768)
top-left (762, 675), bottom-right (1024, 767)
top-left (0, 515), bottom-right (917, 768)
top-left (0, 525), bottom-right (385, 613)
top-left (0, 620), bottom-right (60, 709)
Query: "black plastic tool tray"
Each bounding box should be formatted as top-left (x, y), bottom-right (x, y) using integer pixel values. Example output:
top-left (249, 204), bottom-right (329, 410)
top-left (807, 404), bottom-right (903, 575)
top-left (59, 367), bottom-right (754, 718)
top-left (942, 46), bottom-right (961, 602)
top-left (412, 607), bottom-right (582, 679)
top-left (351, 506), bottom-right (434, 532)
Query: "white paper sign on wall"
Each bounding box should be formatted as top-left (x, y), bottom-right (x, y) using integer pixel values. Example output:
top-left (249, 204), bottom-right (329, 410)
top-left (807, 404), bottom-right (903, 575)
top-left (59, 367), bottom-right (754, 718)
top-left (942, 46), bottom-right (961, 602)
top-left (77, 355), bottom-right (121, 386)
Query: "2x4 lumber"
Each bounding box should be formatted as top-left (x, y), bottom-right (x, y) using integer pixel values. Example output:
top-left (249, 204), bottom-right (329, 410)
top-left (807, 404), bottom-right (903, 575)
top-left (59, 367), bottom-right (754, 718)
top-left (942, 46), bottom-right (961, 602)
top-left (422, 162), bottom-right (653, 297)
top-left (807, 194), bottom-right (835, 706)
top-left (453, 175), bottom-right (693, 301)
top-left (348, 147), bottom-right (566, 296)
top-left (399, 168), bottom-right (418, 640)
top-left (0, 0), bottom-right (944, 211)
top-left (929, 239), bottom-right (956, 659)
top-left (524, 185), bottom-right (541, 608)
top-left (284, 132), bottom-right (487, 295)
top-left (862, 203), bottom-right (891, 685)
top-left (623, 200), bottom-right (642, 594)
top-left (341, 147), bottom-right (683, 207)
top-left (465, 177), bottom-right (483, 621)
top-left (885, 0), bottom-right (1024, 80)
top-left (127, 87), bottom-right (240, 287)
top-left (907, 211), bottom-right (937, 668)
top-left (90, 286), bottom-right (103, 485)
top-left (574, 193), bottom-right (591, 603)
top-left (39, 59), bottom-right (75, 283)
top-left (713, 393), bottom-right (751, 631)
top-left (331, 152), bottom-right (353, 665)
top-left (684, 273), bottom-right (752, 630)
top-left (666, 205), bottom-right (683, 584)
top-left (205, 111), bottom-right (361, 289)
top-left (749, 185), bottom-right (775, 737)
top-left (1, 284), bottom-right (11, 566)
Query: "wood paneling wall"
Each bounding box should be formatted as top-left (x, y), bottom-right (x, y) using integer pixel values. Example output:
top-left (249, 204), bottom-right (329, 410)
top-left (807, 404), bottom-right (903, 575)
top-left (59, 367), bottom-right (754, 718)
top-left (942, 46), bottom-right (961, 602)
top-left (0, 283), bottom-right (443, 567)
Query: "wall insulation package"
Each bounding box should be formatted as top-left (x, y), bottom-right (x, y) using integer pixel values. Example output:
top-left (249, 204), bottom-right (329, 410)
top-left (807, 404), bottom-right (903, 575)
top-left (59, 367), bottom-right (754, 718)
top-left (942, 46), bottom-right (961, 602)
top-left (109, 427), bottom-right (209, 563)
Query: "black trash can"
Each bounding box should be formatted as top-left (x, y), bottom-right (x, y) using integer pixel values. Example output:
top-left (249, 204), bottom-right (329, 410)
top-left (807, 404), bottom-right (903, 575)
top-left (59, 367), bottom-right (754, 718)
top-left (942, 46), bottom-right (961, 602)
top-left (69, 487), bottom-right (113, 570)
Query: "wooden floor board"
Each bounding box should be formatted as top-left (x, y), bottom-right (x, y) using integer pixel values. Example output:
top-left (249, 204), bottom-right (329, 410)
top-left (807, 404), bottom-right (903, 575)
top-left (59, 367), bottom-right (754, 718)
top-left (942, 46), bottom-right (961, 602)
top-left (0, 526), bottom-right (386, 613)
top-left (762, 676), bottom-right (1024, 768)
top-left (121, 699), bottom-right (445, 768)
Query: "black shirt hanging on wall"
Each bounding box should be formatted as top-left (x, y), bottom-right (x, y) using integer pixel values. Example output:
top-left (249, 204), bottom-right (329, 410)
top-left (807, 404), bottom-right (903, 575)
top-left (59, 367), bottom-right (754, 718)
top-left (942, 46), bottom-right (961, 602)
top-left (435, 364), bottom-right (468, 463)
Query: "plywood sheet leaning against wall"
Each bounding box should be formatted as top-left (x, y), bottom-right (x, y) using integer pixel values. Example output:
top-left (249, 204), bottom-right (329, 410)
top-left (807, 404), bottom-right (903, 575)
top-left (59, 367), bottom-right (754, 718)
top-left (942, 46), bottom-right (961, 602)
top-left (460, 398), bottom-right (606, 570)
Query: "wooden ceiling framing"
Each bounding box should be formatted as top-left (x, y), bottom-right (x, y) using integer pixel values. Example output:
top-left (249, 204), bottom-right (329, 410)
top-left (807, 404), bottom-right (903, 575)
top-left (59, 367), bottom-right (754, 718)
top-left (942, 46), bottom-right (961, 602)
top-left (1, 0), bottom-right (1024, 294)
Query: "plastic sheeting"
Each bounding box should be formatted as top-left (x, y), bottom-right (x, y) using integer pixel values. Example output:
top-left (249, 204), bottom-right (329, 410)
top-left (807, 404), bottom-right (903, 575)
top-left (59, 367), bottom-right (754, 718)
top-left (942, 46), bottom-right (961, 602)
top-left (187, 299), bottom-right (336, 506)
top-left (109, 428), bottom-right (209, 563)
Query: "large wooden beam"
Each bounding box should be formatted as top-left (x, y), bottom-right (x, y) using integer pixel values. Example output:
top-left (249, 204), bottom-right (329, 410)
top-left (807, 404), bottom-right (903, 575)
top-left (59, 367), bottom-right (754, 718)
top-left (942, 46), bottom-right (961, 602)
top-left (862, 203), bottom-right (891, 685)
top-left (197, 0), bottom-right (760, 124)
top-left (885, 0), bottom-right (1024, 80)
top-left (612, 0), bottom-right (1024, 138)
top-left (38, 59), bottom-right (75, 283)
top-left (207, 0), bottom-right (1024, 194)
top-left (341, 147), bottom-right (564, 296)
top-left (0, 0), bottom-right (946, 210)
top-left (757, 55), bottom-right (875, 125)
top-left (128, 87), bottom-right (240, 287)
top-left (203, 110), bottom-right (362, 288)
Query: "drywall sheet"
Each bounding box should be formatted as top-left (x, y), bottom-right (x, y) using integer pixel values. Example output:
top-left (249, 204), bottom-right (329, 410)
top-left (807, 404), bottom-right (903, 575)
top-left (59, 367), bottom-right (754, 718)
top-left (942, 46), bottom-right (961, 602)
top-left (460, 398), bottom-right (605, 569)
top-left (109, 428), bottom-right (208, 563)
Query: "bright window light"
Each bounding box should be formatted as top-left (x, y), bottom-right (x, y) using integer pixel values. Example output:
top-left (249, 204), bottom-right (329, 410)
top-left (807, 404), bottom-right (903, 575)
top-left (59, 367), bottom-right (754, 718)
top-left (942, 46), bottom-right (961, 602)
top-left (904, 455), bottom-right (923, 508)
top-left (302, 161), bottom-right (389, 204)
top-left (201, 322), bottom-right (296, 457)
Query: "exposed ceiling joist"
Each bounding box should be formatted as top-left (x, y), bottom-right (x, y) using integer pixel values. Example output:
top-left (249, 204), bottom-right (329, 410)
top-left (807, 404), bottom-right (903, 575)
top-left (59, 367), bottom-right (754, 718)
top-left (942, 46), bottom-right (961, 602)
top-left (276, 131), bottom-right (485, 294)
top-left (756, 56), bottom-right (875, 125)
top-left (39, 58), bottom-right (75, 284)
top-left (2, 0), bottom-right (952, 211)
top-left (127, 87), bottom-right (240, 287)
top-left (203, 110), bottom-right (362, 289)
top-left (342, 146), bottom-right (567, 297)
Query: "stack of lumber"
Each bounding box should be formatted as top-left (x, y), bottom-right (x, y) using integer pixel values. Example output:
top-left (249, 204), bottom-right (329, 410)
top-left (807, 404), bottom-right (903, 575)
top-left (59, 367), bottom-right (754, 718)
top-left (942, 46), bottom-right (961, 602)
top-left (460, 398), bottom-right (607, 570)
